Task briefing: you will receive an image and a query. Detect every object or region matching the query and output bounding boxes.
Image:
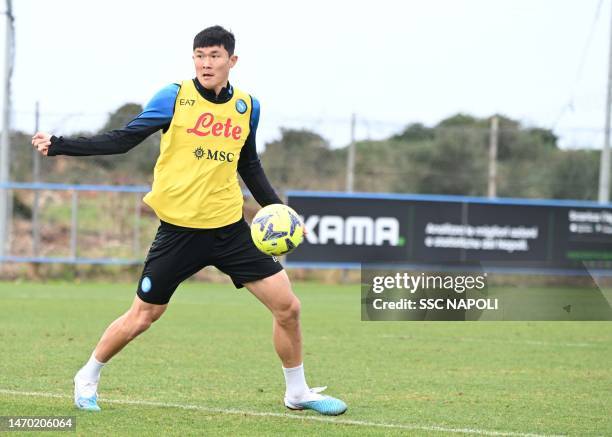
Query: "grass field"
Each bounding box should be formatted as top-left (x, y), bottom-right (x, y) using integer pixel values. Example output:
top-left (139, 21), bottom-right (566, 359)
top-left (0, 280), bottom-right (611, 436)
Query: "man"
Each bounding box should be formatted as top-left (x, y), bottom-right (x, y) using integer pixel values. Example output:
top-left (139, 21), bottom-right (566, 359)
top-left (31, 25), bottom-right (346, 416)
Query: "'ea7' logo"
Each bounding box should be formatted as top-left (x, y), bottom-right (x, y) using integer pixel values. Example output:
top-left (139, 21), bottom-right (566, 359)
top-left (301, 215), bottom-right (400, 246)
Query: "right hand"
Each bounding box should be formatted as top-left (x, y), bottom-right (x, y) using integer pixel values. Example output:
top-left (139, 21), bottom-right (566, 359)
top-left (32, 132), bottom-right (52, 156)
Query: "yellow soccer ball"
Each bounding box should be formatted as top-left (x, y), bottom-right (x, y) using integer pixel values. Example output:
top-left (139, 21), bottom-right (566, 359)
top-left (250, 204), bottom-right (304, 256)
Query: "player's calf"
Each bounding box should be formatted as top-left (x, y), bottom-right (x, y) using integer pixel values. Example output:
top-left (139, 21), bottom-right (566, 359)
top-left (74, 296), bottom-right (166, 411)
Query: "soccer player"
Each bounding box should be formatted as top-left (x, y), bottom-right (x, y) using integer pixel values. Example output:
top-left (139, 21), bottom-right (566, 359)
top-left (31, 26), bottom-right (347, 416)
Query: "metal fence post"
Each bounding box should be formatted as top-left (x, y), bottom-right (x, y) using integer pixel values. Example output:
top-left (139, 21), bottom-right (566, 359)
top-left (70, 190), bottom-right (78, 260)
top-left (133, 192), bottom-right (141, 257)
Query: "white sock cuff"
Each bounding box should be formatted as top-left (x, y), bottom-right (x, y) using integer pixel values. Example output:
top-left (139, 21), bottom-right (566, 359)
top-left (282, 363), bottom-right (309, 399)
top-left (91, 353), bottom-right (106, 366)
top-left (282, 363), bottom-right (304, 372)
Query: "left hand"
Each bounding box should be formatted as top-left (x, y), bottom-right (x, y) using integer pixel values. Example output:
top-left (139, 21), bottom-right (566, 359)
top-left (32, 132), bottom-right (52, 156)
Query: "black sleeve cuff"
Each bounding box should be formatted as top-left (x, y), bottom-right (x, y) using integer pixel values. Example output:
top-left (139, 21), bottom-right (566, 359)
top-left (47, 135), bottom-right (62, 156)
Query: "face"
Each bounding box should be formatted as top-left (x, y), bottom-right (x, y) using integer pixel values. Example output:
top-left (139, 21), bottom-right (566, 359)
top-left (193, 45), bottom-right (237, 92)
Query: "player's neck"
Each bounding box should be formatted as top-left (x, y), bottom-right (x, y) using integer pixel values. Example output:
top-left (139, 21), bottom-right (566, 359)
top-left (197, 78), bottom-right (229, 96)
top-left (193, 78), bottom-right (233, 104)
top-left (214, 81), bottom-right (229, 96)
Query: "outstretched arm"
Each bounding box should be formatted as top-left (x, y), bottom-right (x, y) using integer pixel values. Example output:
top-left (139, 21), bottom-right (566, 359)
top-left (33, 123), bottom-right (165, 157)
top-left (32, 83), bottom-right (180, 157)
top-left (238, 96), bottom-right (283, 206)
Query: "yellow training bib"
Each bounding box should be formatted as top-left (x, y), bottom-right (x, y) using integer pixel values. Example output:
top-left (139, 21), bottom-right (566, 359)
top-left (143, 80), bottom-right (252, 228)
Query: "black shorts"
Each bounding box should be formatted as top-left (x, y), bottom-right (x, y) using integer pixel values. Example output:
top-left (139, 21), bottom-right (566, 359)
top-left (136, 218), bottom-right (284, 305)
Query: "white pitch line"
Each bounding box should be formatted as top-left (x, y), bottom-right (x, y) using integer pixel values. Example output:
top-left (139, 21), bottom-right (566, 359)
top-left (0, 388), bottom-right (564, 437)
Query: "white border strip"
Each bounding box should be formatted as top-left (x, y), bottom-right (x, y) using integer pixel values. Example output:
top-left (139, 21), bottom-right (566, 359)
top-left (0, 389), bottom-right (564, 437)
top-left (379, 335), bottom-right (604, 348)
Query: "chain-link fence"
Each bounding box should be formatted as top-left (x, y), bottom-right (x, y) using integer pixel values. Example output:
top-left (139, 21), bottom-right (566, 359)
top-left (1, 107), bottom-right (610, 278)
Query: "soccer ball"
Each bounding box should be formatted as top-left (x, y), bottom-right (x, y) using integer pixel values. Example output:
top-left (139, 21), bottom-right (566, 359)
top-left (250, 204), bottom-right (304, 256)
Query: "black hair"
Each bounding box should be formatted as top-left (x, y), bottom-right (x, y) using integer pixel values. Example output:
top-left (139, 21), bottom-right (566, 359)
top-left (193, 26), bottom-right (235, 55)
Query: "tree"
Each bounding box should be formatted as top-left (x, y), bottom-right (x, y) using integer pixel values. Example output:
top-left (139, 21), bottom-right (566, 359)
top-left (391, 123), bottom-right (434, 142)
top-left (547, 150), bottom-right (599, 200)
top-left (415, 127), bottom-right (487, 195)
top-left (88, 104), bottom-right (160, 182)
top-left (261, 128), bottom-right (344, 191)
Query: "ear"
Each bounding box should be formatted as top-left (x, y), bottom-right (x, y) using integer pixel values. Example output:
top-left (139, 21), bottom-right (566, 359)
top-left (229, 55), bottom-right (238, 68)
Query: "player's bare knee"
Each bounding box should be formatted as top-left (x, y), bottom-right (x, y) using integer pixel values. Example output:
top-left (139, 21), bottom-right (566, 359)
top-left (124, 309), bottom-right (163, 339)
top-left (149, 307), bottom-right (165, 323)
top-left (275, 296), bottom-right (301, 327)
top-left (125, 316), bottom-right (151, 339)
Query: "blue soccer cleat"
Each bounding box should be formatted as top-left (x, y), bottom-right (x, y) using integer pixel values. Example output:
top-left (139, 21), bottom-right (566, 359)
top-left (74, 376), bottom-right (101, 411)
top-left (284, 386), bottom-right (347, 416)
